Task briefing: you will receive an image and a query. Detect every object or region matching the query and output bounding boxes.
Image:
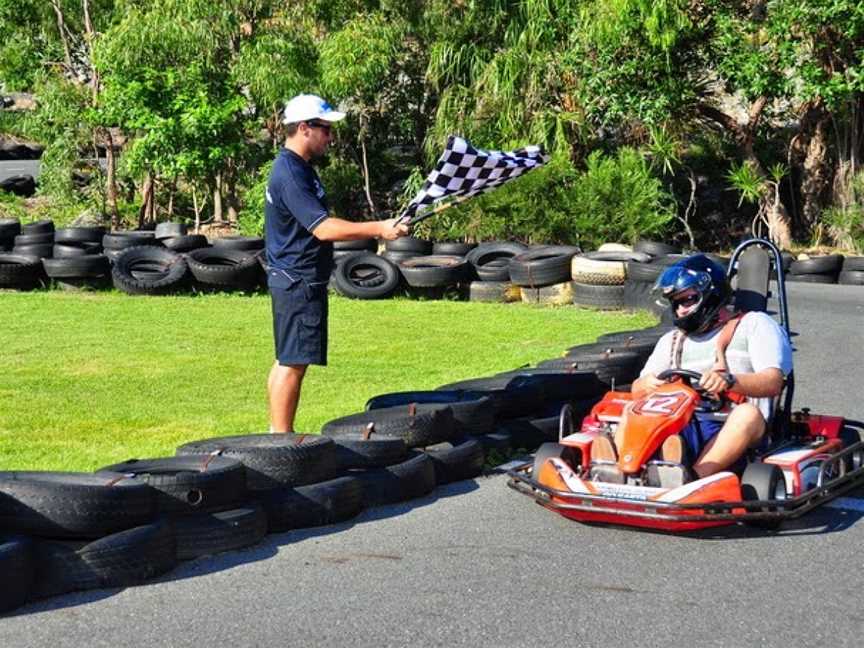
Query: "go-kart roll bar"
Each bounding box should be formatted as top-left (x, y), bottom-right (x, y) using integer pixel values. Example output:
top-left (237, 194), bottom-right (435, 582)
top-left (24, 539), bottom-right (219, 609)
top-left (728, 238), bottom-right (790, 339)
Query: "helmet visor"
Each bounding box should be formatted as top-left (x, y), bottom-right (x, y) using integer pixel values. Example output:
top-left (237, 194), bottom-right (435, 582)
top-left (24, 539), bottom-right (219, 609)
top-left (654, 264), bottom-right (713, 303)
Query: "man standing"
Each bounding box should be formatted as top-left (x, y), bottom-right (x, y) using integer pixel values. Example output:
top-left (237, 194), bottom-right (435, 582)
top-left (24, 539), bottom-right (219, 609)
top-left (265, 94), bottom-right (409, 433)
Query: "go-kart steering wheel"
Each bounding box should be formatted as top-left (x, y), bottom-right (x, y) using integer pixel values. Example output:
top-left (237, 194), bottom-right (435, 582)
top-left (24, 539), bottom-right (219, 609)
top-left (655, 369), bottom-right (726, 412)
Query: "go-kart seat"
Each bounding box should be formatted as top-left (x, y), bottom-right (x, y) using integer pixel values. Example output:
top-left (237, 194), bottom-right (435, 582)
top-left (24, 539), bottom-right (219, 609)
top-left (727, 243), bottom-right (794, 443)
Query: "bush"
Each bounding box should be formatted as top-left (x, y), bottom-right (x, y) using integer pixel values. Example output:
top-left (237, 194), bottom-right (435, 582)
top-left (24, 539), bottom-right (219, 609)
top-left (418, 147), bottom-right (675, 247)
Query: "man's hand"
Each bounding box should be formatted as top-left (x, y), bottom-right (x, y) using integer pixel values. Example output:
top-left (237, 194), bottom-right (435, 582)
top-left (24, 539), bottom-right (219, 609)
top-left (631, 373), bottom-right (666, 397)
top-left (376, 218), bottom-right (410, 241)
top-left (698, 370), bottom-right (733, 397)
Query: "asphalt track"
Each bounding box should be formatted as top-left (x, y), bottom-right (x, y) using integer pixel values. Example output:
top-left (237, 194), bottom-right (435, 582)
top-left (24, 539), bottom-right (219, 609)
top-left (2, 282), bottom-right (863, 647)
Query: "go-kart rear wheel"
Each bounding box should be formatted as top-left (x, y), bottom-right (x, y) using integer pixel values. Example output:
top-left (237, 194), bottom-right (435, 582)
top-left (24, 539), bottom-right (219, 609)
top-left (532, 442), bottom-right (579, 479)
top-left (741, 462), bottom-right (787, 530)
top-left (840, 426), bottom-right (864, 473)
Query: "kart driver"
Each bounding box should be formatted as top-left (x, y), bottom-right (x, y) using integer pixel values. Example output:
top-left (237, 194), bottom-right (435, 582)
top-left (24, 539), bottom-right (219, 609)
top-left (626, 254), bottom-right (793, 480)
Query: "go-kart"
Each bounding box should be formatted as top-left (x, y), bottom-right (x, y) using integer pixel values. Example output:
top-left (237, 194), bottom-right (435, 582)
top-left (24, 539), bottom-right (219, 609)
top-left (507, 239), bottom-right (864, 532)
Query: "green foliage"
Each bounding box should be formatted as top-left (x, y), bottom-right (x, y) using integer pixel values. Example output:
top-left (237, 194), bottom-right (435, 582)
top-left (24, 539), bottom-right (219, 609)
top-left (726, 162), bottom-right (763, 206)
top-left (823, 171), bottom-right (864, 252)
top-left (422, 148), bottom-right (674, 248)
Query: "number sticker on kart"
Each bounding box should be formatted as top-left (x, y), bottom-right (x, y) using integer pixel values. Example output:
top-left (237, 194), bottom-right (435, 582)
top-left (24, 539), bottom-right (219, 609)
top-left (632, 391), bottom-right (690, 417)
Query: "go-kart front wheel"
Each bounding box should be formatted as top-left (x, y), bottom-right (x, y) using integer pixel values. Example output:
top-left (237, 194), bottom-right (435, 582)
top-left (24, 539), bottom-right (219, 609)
top-left (532, 442), bottom-right (579, 479)
top-left (740, 462), bottom-right (787, 529)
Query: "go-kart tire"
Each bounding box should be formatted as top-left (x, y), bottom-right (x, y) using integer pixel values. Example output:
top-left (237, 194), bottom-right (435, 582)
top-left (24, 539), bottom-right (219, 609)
top-left (789, 255), bottom-right (844, 275)
top-left (398, 255), bottom-right (468, 287)
top-left (333, 238), bottom-right (377, 252)
top-left (172, 503), bottom-right (267, 560)
top-left (424, 438), bottom-right (485, 485)
top-left (384, 236), bottom-right (432, 254)
top-left (175, 434), bottom-right (341, 491)
top-left (433, 241), bottom-right (473, 256)
top-left (326, 432), bottom-right (409, 469)
top-left (532, 442), bottom-right (580, 479)
top-left (350, 452), bottom-right (436, 506)
top-left (634, 240), bottom-right (681, 257)
top-left (840, 426), bottom-right (864, 473)
top-left (572, 282), bottom-right (625, 309)
top-left (0, 536), bottom-right (34, 613)
top-left (96, 456), bottom-right (247, 515)
top-left (366, 391), bottom-right (495, 436)
top-left (333, 253), bottom-right (400, 299)
top-left (254, 475), bottom-right (364, 533)
top-left (32, 520), bottom-right (176, 598)
top-left (740, 462), bottom-right (786, 529)
top-left (112, 246), bottom-right (189, 295)
top-left (0, 472), bottom-right (155, 539)
top-left (509, 246), bottom-right (580, 288)
top-left (322, 404), bottom-right (457, 448)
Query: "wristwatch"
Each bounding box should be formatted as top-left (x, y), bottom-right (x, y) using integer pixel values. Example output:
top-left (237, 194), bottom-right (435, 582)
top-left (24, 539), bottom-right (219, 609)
top-left (719, 371), bottom-right (736, 390)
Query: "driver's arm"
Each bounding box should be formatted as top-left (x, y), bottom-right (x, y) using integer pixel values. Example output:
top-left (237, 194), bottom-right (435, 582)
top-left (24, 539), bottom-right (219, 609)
top-left (700, 367), bottom-right (784, 398)
top-left (631, 373), bottom-right (665, 397)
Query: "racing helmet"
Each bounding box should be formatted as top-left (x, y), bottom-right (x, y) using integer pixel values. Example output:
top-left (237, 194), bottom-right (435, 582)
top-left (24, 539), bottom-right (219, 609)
top-left (654, 254), bottom-right (731, 334)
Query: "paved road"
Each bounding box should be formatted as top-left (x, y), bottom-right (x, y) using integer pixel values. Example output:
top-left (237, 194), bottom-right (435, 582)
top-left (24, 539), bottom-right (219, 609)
top-left (2, 283), bottom-right (863, 647)
top-left (0, 160), bottom-right (40, 182)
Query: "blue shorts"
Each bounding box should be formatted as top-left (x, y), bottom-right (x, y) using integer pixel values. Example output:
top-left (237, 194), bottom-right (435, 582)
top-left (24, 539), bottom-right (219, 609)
top-left (270, 281), bottom-right (328, 366)
top-left (680, 413), bottom-right (724, 463)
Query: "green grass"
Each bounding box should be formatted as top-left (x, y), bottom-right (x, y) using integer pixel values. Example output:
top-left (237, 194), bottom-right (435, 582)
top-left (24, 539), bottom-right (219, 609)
top-left (0, 291), bottom-right (654, 471)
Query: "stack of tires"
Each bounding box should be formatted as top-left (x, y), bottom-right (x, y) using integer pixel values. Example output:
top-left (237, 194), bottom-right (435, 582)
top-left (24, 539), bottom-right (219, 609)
top-left (509, 245), bottom-right (580, 304)
top-left (570, 249), bottom-right (645, 310)
top-left (463, 241), bottom-right (526, 302)
top-left (622, 240), bottom-right (683, 317)
top-left (840, 257), bottom-right (864, 285)
top-left (787, 254), bottom-right (844, 284)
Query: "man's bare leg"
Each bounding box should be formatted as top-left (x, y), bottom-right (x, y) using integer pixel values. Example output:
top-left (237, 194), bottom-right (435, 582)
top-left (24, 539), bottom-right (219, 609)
top-left (692, 403), bottom-right (766, 478)
top-left (268, 361), bottom-right (308, 433)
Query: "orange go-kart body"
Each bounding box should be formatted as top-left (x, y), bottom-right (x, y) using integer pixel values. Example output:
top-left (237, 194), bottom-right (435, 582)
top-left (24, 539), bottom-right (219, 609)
top-left (516, 384), bottom-right (851, 532)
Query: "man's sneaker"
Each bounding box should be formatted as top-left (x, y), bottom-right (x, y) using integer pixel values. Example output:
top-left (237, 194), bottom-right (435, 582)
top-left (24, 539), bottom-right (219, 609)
top-left (591, 435), bottom-right (618, 463)
top-left (661, 434), bottom-right (686, 464)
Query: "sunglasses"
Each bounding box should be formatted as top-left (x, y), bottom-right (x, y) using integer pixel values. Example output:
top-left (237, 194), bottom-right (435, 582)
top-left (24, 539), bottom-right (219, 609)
top-left (671, 291), bottom-right (700, 309)
top-left (306, 120), bottom-right (332, 135)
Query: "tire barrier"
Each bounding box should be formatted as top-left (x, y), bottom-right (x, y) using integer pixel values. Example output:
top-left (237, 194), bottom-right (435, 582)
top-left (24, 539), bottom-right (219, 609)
top-left (509, 245), bottom-right (580, 287)
top-left (366, 391), bottom-right (495, 436)
top-left (112, 246), bottom-right (189, 295)
top-left (466, 241), bottom-right (528, 282)
top-left (187, 247), bottom-right (260, 292)
top-left (322, 404), bottom-right (458, 448)
top-left (332, 252), bottom-right (401, 299)
top-left (398, 254), bottom-right (469, 288)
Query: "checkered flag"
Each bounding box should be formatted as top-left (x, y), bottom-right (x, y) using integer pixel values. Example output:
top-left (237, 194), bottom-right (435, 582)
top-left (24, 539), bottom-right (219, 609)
top-left (399, 136), bottom-right (548, 224)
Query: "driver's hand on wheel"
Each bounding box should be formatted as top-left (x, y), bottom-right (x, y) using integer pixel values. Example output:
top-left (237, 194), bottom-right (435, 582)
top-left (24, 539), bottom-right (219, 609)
top-left (699, 370), bottom-right (730, 397)
top-left (643, 374), bottom-right (666, 392)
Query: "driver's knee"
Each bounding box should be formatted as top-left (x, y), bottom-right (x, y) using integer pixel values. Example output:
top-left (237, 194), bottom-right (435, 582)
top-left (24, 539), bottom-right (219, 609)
top-left (723, 403), bottom-right (766, 446)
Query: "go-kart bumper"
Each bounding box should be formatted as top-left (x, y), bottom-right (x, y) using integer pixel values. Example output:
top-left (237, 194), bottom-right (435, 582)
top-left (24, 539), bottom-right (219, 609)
top-left (507, 443), bottom-right (864, 532)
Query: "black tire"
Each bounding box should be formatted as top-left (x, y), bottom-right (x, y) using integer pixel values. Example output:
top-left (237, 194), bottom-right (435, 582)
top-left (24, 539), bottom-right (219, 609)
top-left (15, 232), bottom-right (54, 245)
top-left (398, 255), bottom-right (468, 287)
top-left (532, 442), bottom-right (580, 478)
top-left (211, 235), bottom-right (265, 251)
top-left (0, 536), bottom-right (34, 613)
top-left (424, 438), bottom-right (485, 485)
top-left (433, 241), bottom-right (472, 256)
top-left (466, 242), bottom-right (528, 281)
top-left (351, 452), bottom-right (436, 506)
top-left (634, 240), bottom-right (681, 257)
top-left (366, 391), bottom-right (495, 436)
top-left (623, 278), bottom-right (668, 316)
top-left (333, 253), bottom-right (400, 299)
top-left (0, 471), bottom-right (155, 539)
top-left (154, 222), bottom-right (188, 239)
top-left (187, 247), bottom-right (260, 290)
top-left (112, 246), bottom-right (189, 295)
top-left (161, 234), bottom-right (209, 252)
top-left (12, 243), bottom-right (53, 259)
top-left (493, 369), bottom-right (609, 404)
top-left (740, 462), bottom-right (787, 529)
top-left (43, 254), bottom-right (110, 279)
top-left (33, 520), bottom-right (176, 598)
top-left (323, 404), bottom-right (457, 448)
top-left (102, 231), bottom-right (159, 250)
top-left (0, 175), bottom-right (35, 197)
top-left (509, 246), bottom-right (579, 287)
top-left (500, 416), bottom-right (559, 450)
top-left (384, 236), bottom-right (432, 254)
top-left (626, 261), bottom-right (664, 282)
top-left (96, 456), bottom-right (247, 515)
top-left (789, 255), bottom-right (844, 275)
top-left (463, 280), bottom-right (514, 302)
top-left (254, 475), bottom-right (364, 532)
top-left (470, 430), bottom-right (513, 455)
top-left (596, 325), bottom-right (671, 344)
top-left (838, 270), bottom-right (864, 285)
top-left (436, 376), bottom-right (545, 420)
top-left (0, 254), bottom-right (43, 288)
top-left (381, 250), bottom-right (423, 265)
top-left (333, 238), bottom-right (377, 252)
top-left (0, 219), bottom-right (21, 238)
top-left (53, 242), bottom-right (101, 258)
top-left (585, 250), bottom-right (653, 263)
top-left (565, 338), bottom-right (656, 360)
top-left (176, 433), bottom-right (341, 491)
top-left (21, 219), bottom-right (54, 234)
top-left (54, 226), bottom-right (106, 244)
top-left (535, 352), bottom-right (642, 386)
top-left (327, 432), bottom-right (409, 469)
top-left (572, 282), bottom-right (625, 309)
top-left (785, 273), bottom-right (837, 284)
top-left (843, 257), bottom-right (864, 271)
top-left (172, 503), bottom-right (267, 560)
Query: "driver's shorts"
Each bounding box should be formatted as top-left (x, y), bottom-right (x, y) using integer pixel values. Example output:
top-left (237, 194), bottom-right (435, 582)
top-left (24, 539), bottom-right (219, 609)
top-left (680, 413), bottom-right (724, 463)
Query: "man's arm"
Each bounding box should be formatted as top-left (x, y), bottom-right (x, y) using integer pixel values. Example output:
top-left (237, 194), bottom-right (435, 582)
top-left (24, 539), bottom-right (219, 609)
top-left (312, 217), bottom-right (408, 242)
top-left (699, 367), bottom-right (784, 398)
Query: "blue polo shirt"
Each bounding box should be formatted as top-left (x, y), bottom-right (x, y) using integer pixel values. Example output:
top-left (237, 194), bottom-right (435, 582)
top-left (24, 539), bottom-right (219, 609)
top-left (264, 148), bottom-right (333, 287)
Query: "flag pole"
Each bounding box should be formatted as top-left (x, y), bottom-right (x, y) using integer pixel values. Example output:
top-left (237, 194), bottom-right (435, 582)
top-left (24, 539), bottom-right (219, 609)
top-left (398, 193), bottom-right (475, 228)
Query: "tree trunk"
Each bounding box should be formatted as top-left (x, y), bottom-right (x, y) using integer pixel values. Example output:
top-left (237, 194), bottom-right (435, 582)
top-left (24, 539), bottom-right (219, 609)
top-left (138, 173), bottom-right (154, 229)
top-left (104, 132), bottom-right (119, 227)
top-left (212, 174), bottom-right (224, 224)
